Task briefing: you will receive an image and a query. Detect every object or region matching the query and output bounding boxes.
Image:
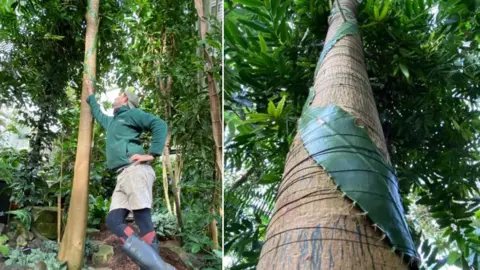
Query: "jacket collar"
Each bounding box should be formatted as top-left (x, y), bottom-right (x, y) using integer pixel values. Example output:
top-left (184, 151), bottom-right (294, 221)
top-left (114, 105), bottom-right (129, 116)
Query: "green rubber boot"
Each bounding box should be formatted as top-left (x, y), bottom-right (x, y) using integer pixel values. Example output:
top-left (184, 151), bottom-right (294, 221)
top-left (122, 234), bottom-right (170, 270)
top-left (149, 237), bottom-right (160, 253)
top-left (140, 238), bottom-right (161, 270)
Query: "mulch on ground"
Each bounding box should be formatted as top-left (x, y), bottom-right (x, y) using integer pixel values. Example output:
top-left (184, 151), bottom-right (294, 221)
top-left (88, 227), bottom-right (189, 270)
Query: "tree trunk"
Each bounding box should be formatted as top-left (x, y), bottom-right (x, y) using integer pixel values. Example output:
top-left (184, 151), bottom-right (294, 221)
top-left (194, 0), bottom-right (221, 250)
top-left (57, 0), bottom-right (99, 268)
top-left (155, 26), bottom-right (184, 234)
top-left (173, 152), bottom-right (184, 211)
top-left (194, 0), bottom-right (222, 182)
top-left (158, 39), bottom-right (183, 237)
top-left (57, 135), bottom-right (64, 243)
top-left (257, 0), bottom-right (409, 269)
top-left (173, 200), bottom-right (177, 216)
top-left (162, 153), bottom-right (172, 214)
top-left (166, 146), bottom-right (183, 239)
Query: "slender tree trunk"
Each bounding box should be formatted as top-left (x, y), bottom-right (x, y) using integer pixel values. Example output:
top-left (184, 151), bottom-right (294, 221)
top-left (158, 33), bottom-right (183, 238)
top-left (154, 27), bottom-right (183, 234)
top-left (173, 200), bottom-right (177, 216)
top-left (257, 0), bottom-right (408, 269)
top-left (162, 154), bottom-right (172, 214)
top-left (194, 0), bottom-right (222, 250)
top-left (165, 144), bottom-right (183, 239)
top-left (57, 0), bottom-right (99, 268)
top-left (161, 85), bottom-right (183, 232)
top-left (195, 0), bottom-right (222, 181)
top-left (57, 135), bottom-right (64, 243)
top-left (173, 152), bottom-right (184, 210)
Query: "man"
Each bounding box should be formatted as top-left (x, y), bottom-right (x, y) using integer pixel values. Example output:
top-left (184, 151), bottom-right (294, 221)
top-left (86, 81), bottom-right (172, 270)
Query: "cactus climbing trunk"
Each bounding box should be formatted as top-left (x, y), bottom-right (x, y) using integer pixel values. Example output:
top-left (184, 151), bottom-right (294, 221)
top-left (57, 0), bottom-right (99, 268)
top-left (257, 0), bottom-right (414, 269)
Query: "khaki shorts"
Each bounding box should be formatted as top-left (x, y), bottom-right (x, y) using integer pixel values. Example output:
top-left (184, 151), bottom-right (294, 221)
top-left (109, 164), bottom-right (155, 211)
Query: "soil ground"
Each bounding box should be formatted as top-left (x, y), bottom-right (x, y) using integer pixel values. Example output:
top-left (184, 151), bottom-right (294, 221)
top-left (88, 227), bottom-right (189, 270)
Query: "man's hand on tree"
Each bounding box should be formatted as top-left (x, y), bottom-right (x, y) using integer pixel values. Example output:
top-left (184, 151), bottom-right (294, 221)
top-left (129, 154), bottom-right (154, 165)
top-left (85, 80), bottom-right (94, 96)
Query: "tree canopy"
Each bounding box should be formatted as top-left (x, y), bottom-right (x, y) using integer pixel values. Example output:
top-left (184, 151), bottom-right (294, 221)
top-left (0, 0), bottom-right (222, 268)
top-left (224, 0), bottom-right (480, 269)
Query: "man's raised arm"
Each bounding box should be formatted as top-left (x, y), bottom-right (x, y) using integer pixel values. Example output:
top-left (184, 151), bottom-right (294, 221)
top-left (85, 81), bottom-right (113, 129)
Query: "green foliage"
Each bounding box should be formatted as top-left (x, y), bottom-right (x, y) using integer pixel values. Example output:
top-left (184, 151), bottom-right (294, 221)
top-left (40, 239), bottom-right (60, 254)
top-left (300, 104), bottom-right (416, 257)
top-left (0, 234), bottom-right (9, 256)
top-left (84, 238), bottom-right (99, 259)
top-left (114, 0), bottom-right (222, 250)
top-left (38, 239), bottom-right (98, 269)
top-left (152, 210), bottom-right (177, 238)
top-left (183, 234), bottom-right (215, 254)
top-left (87, 195), bottom-right (110, 229)
top-left (0, 148), bottom-right (53, 207)
top-left (1, 1), bottom-right (222, 269)
top-left (0, 0), bottom-right (85, 174)
top-left (202, 248), bottom-right (223, 270)
top-left (5, 248), bottom-right (66, 269)
top-left (175, 198), bottom-right (222, 253)
top-left (225, 0), bottom-right (480, 268)
top-left (6, 208), bottom-right (32, 231)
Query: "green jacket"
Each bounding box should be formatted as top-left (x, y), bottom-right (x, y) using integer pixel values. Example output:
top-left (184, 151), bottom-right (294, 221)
top-left (86, 94), bottom-right (168, 170)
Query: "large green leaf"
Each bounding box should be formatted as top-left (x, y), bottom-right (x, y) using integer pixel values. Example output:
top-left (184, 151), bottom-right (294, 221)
top-left (234, 0), bottom-right (264, 7)
top-left (237, 19), bottom-right (271, 33)
top-left (225, 0), bottom-right (480, 267)
top-left (299, 105), bottom-right (418, 259)
top-left (258, 34), bottom-right (267, 53)
top-left (315, 21), bottom-right (359, 75)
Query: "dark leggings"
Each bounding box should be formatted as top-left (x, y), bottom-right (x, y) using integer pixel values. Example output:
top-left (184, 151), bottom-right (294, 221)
top-left (106, 208), bottom-right (154, 241)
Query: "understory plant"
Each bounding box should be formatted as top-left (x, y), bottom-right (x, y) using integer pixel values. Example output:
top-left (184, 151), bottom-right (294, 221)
top-left (152, 210), bottom-right (177, 238)
top-left (5, 248), bottom-right (67, 269)
top-left (0, 234), bottom-right (9, 256)
top-left (87, 195), bottom-right (110, 228)
top-left (5, 239), bottom-right (99, 270)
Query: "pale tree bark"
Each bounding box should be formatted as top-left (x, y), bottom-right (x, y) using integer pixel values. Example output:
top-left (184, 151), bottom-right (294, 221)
top-left (257, 0), bottom-right (409, 269)
top-left (162, 78), bottom-right (183, 234)
top-left (162, 153), bottom-right (172, 214)
top-left (173, 152), bottom-right (184, 209)
top-left (194, 0), bottom-right (222, 250)
top-left (57, 135), bottom-right (64, 243)
top-left (155, 29), bottom-right (172, 216)
top-left (57, 0), bottom-right (99, 268)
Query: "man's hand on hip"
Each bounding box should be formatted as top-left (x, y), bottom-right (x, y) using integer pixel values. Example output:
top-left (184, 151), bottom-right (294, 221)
top-left (129, 154), bottom-right (154, 165)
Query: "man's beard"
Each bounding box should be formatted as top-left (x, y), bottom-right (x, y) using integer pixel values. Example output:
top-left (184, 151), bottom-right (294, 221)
top-left (112, 100), bottom-right (122, 114)
top-left (112, 100), bottom-right (122, 109)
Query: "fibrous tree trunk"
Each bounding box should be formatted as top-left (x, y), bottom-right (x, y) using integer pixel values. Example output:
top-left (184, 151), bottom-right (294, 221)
top-left (194, 0), bottom-right (222, 250)
top-left (257, 0), bottom-right (416, 269)
top-left (57, 0), bottom-right (99, 268)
